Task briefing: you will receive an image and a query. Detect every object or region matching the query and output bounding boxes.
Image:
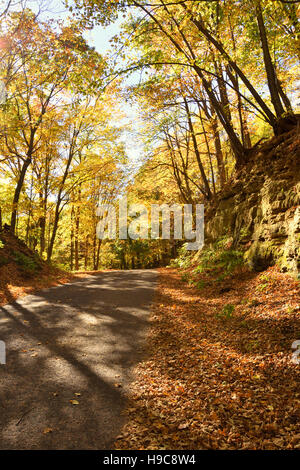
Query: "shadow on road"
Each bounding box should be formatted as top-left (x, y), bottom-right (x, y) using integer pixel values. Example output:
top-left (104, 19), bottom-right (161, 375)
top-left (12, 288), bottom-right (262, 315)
top-left (0, 270), bottom-right (157, 449)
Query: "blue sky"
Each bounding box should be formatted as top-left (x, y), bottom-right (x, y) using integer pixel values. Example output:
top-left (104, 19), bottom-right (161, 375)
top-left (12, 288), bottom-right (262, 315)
top-left (83, 16), bottom-right (144, 166)
top-left (85, 18), bottom-right (123, 55)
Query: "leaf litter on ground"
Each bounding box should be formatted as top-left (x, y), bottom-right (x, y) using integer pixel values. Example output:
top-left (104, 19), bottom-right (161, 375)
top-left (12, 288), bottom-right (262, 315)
top-left (114, 267), bottom-right (300, 450)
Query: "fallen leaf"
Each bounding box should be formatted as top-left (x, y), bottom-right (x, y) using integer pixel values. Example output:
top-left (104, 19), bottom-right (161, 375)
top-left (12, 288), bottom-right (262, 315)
top-left (178, 422), bottom-right (190, 430)
top-left (43, 428), bottom-right (53, 434)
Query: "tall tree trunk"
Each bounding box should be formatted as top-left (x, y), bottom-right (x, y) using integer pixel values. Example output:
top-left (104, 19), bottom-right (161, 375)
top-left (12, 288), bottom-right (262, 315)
top-left (74, 186), bottom-right (81, 271)
top-left (39, 154), bottom-right (49, 257)
top-left (47, 134), bottom-right (75, 261)
top-left (93, 239), bottom-right (102, 270)
top-left (241, 107), bottom-right (252, 149)
top-left (183, 97), bottom-right (212, 198)
top-left (47, 202), bottom-right (60, 262)
top-left (215, 60), bottom-right (232, 124)
top-left (198, 108), bottom-right (216, 194)
top-left (211, 116), bottom-right (226, 188)
top-left (255, 1), bottom-right (285, 119)
top-left (39, 213), bottom-right (46, 256)
top-left (10, 156), bottom-right (31, 234)
top-left (70, 205), bottom-right (75, 270)
top-left (93, 231), bottom-right (96, 270)
top-left (195, 68), bottom-right (247, 165)
top-left (84, 235), bottom-right (89, 270)
top-left (10, 112), bottom-right (44, 233)
top-left (74, 209), bottom-right (80, 271)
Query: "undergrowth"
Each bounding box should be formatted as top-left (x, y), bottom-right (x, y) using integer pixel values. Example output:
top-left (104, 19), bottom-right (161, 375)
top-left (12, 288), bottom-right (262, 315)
top-left (172, 237), bottom-right (245, 284)
top-left (13, 251), bottom-right (41, 275)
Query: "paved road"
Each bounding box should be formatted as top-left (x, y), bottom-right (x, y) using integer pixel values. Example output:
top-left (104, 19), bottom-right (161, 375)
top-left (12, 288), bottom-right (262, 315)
top-left (0, 270), bottom-right (157, 449)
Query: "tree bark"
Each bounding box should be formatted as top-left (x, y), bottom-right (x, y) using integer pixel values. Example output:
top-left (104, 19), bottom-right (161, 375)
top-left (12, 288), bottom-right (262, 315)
top-left (70, 205), bottom-right (75, 270)
top-left (211, 115), bottom-right (226, 187)
top-left (183, 97), bottom-right (212, 198)
top-left (93, 239), bottom-right (102, 270)
top-left (255, 1), bottom-right (285, 118)
top-left (47, 131), bottom-right (76, 261)
top-left (10, 156), bottom-right (31, 234)
top-left (74, 208), bottom-right (80, 271)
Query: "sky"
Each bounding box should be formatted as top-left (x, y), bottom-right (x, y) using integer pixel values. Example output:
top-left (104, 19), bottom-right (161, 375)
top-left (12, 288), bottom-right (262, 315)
top-left (85, 19), bottom-right (123, 55)
top-left (84, 15), bottom-right (145, 167)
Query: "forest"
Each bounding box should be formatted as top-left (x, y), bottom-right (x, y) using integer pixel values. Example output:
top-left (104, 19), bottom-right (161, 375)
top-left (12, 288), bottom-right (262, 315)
top-left (0, 0), bottom-right (299, 271)
top-left (0, 0), bottom-right (299, 453)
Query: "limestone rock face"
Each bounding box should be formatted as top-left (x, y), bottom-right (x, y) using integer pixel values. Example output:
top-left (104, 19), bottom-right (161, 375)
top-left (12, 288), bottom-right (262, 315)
top-left (205, 129), bottom-right (300, 275)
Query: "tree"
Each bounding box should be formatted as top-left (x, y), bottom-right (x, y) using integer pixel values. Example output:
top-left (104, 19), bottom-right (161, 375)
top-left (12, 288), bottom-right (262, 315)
top-left (0, 9), bottom-right (106, 233)
top-left (73, 0), bottom-right (298, 166)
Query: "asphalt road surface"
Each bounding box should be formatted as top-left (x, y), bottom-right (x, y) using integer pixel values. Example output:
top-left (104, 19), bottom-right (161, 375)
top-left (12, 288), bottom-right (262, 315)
top-left (0, 270), bottom-right (157, 449)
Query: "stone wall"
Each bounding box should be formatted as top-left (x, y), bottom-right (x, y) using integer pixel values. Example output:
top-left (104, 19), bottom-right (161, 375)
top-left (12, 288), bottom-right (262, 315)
top-left (205, 128), bottom-right (300, 276)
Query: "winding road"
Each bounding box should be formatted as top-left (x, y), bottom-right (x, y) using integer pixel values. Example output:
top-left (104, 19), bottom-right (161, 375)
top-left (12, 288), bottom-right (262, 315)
top-left (0, 270), bottom-right (157, 449)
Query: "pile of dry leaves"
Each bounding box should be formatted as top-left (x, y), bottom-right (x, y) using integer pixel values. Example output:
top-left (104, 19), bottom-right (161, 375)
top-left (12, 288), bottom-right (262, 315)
top-left (0, 262), bottom-right (79, 306)
top-left (115, 267), bottom-right (300, 450)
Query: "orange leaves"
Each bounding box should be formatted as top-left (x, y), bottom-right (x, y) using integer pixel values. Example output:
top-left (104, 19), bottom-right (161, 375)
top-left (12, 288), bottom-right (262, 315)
top-left (178, 422), bottom-right (190, 430)
top-left (175, 385), bottom-right (185, 395)
top-left (115, 267), bottom-right (300, 450)
top-left (43, 428), bottom-right (53, 434)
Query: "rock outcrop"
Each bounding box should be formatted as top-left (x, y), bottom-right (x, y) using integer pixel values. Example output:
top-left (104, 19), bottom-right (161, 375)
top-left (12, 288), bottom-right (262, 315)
top-left (205, 127), bottom-right (300, 276)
